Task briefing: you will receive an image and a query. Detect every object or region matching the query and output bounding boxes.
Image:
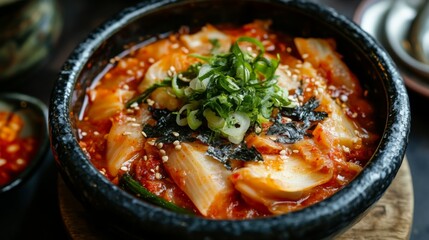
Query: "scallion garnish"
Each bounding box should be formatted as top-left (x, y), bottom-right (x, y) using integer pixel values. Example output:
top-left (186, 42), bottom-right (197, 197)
top-left (126, 36), bottom-right (296, 144)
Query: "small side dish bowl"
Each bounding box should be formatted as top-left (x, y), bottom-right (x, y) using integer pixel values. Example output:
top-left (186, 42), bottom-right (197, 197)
top-left (49, 0), bottom-right (411, 239)
top-left (0, 92), bottom-right (49, 194)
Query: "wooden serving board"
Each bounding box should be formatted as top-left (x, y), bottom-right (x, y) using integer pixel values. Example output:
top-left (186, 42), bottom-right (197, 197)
top-left (58, 158), bottom-right (413, 239)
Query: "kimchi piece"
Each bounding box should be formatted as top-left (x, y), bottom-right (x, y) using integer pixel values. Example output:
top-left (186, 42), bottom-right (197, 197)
top-left (0, 111), bottom-right (38, 186)
top-left (76, 20), bottom-right (380, 219)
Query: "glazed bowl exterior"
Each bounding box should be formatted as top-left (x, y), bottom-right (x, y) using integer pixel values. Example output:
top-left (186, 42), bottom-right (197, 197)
top-left (49, 0), bottom-right (411, 239)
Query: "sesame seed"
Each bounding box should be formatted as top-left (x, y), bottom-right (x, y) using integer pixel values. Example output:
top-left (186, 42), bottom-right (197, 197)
top-left (172, 43), bottom-right (179, 49)
top-left (99, 168), bottom-right (107, 175)
top-left (0, 158), bottom-right (6, 166)
top-left (6, 144), bottom-right (19, 153)
top-left (16, 158), bottom-right (25, 165)
top-left (120, 166), bottom-right (128, 171)
top-left (147, 99), bottom-right (155, 106)
top-left (173, 140), bottom-right (180, 146)
top-left (150, 169), bottom-right (155, 173)
top-left (280, 150), bottom-right (287, 155)
top-left (340, 95), bottom-right (348, 102)
top-left (172, 131), bottom-right (180, 137)
top-left (81, 131), bottom-right (87, 137)
top-left (302, 53), bottom-right (309, 59)
top-left (94, 131), bottom-right (100, 136)
top-left (181, 47), bottom-right (189, 54)
top-left (131, 123), bottom-right (140, 127)
top-left (342, 145), bottom-right (351, 153)
top-left (139, 61), bottom-right (145, 67)
top-left (130, 102), bottom-right (139, 108)
top-left (162, 156), bottom-right (169, 162)
top-left (266, 44), bottom-right (275, 51)
top-left (175, 145), bottom-right (182, 150)
top-left (119, 61), bottom-right (127, 69)
top-left (313, 90), bottom-right (319, 96)
top-left (148, 58), bottom-right (155, 63)
top-left (167, 69), bottom-right (174, 77)
top-left (155, 172), bottom-right (162, 179)
top-left (126, 117), bottom-right (137, 122)
top-left (157, 142), bottom-right (164, 149)
top-left (141, 131), bottom-right (147, 137)
top-left (155, 166), bottom-right (159, 171)
top-left (122, 132), bottom-right (132, 136)
top-left (292, 74), bottom-right (299, 81)
top-left (255, 126), bottom-right (262, 134)
top-left (351, 112), bottom-right (358, 118)
top-left (160, 149), bottom-right (166, 155)
top-left (292, 149), bottom-right (299, 153)
top-left (286, 47), bottom-right (292, 53)
top-left (283, 117), bottom-right (292, 123)
top-left (126, 70), bottom-right (134, 75)
top-left (143, 155), bottom-right (148, 161)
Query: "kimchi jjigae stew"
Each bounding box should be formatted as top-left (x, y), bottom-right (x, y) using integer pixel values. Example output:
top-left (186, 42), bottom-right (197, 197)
top-left (76, 20), bottom-right (380, 219)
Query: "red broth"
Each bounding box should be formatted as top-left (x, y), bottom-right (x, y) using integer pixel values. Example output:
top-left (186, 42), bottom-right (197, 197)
top-left (76, 20), bottom-right (380, 219)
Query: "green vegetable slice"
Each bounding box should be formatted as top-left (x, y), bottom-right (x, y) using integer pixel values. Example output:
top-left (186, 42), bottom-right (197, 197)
top-left (119, 173), bottom-right (194, 215)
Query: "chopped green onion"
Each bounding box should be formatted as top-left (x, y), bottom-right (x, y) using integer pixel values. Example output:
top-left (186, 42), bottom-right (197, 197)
top-left (125, 80), bottom-right (170, 108)
top-left (218, 76), bottom-right (240, 92)
top-left (203, 109), bottom-right (225, 130)
top-left (187, 109), bottom-right (202, 130)
top-left (220, 112), bottom-right (250, 144)
top-left (120, 173), bottom-right (193, 215)
top-left (129, 36), bottom-right (296, 145)
top-left (171, 75), bottom-right (185, 98)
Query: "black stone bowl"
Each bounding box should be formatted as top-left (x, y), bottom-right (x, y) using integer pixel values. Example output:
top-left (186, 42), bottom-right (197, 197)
top-left (49, 0), bottom-right (411, 239)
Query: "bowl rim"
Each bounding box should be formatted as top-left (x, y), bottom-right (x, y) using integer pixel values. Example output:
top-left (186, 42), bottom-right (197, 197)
top-left (49, 0), bottom-right (411, 238)
top-left (0, 92), bottom-right (49, 194)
